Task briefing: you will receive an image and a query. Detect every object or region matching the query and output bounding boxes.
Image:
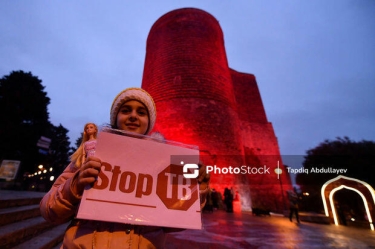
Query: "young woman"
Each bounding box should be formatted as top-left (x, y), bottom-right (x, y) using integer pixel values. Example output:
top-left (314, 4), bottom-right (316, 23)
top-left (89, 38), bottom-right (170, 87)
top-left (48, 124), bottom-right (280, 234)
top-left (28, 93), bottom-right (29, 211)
top-left (40, 87), bottom-right (209, 248)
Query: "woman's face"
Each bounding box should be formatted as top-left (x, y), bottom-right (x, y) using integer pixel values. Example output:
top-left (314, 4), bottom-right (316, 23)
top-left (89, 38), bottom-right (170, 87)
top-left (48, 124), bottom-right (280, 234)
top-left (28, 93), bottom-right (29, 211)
top-left (85, 124), bottom-right (97, 136)
top-left (116, 100), bottom-right (149, 135)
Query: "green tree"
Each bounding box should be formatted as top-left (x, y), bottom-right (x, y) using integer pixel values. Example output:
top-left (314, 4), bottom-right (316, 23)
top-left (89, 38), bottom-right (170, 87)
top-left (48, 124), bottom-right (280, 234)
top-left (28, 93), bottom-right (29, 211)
top-left (71, 133), bottom-right (83, 153)
top-left (0, 71), bottom-right (72, 185)
top-left (47, 124), bottom-right (72, 176)
top-left (0, 71), bottom-right (51, 176)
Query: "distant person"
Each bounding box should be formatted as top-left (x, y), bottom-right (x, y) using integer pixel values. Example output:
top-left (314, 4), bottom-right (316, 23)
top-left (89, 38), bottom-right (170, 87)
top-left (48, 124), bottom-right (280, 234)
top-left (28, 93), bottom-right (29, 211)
top-left (224, 187), bottom-right (234, 213)
top-left (336, 203), bottom-right (347, 226)
top-left (203, 188), bottom-right (214, 213)
top-left (211, 188), bottom-right (219, 210)
top-left (289, 191), bottom-right (300, 223)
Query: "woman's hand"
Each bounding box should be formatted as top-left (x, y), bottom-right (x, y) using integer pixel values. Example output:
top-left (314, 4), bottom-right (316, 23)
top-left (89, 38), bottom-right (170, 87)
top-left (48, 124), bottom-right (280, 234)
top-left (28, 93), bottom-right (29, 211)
top-left (72, 156), bottom-right (102, 195)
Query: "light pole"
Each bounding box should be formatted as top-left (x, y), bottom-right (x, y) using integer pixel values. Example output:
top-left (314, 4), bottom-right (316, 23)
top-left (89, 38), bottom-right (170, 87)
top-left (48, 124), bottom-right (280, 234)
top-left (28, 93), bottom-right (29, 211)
top-left (275, 164), bottom-right (287, 211)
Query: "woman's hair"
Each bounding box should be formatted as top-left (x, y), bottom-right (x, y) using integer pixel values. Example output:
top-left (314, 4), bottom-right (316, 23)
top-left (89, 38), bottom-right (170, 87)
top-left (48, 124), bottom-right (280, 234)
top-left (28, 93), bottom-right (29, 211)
top-left (70, 122), bottom-right (98, 168)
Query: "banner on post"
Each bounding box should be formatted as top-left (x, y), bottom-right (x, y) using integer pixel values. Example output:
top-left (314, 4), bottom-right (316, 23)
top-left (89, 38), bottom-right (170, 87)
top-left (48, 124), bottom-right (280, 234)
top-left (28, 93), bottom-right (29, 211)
top-left (0, 160), bottom-right (20, 180)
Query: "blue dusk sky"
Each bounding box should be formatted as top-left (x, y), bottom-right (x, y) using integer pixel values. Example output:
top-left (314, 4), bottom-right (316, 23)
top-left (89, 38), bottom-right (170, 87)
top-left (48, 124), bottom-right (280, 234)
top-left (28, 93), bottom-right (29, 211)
top-left (1, 1), bottom-right (374, 159)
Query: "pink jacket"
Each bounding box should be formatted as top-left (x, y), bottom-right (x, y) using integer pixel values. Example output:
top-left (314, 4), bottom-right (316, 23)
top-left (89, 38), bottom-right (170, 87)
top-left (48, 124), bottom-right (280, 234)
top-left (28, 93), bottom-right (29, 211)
top-left (40, 162), bottom-right (181, 249)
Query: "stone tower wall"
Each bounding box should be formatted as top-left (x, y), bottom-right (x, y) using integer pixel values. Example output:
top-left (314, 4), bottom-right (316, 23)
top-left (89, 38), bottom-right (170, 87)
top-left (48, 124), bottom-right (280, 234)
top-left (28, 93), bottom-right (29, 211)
top-left (142, 8), bottom-right (245, 191)
top-left (141, 8), bottom-right (292, 212)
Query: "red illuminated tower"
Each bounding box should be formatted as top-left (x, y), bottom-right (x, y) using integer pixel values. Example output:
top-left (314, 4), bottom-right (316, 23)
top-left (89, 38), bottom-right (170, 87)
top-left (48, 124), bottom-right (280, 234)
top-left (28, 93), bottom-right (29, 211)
top-left (142, 8), bottom-right (292, 212)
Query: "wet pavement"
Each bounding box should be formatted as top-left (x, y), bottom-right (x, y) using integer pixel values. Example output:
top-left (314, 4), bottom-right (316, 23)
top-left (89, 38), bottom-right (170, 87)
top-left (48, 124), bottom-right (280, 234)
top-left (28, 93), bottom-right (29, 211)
top-left (165, 211), bottom-right (375, 249)
top-left (2, 190), bottom-right (374, 248)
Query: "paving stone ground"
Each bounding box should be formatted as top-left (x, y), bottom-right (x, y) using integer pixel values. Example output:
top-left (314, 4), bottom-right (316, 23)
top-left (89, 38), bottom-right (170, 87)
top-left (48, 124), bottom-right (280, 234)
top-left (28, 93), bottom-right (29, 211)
top-left (2, 191), bottom-right (374, 248)
top-left (165, 211), bottom-right (375, 249)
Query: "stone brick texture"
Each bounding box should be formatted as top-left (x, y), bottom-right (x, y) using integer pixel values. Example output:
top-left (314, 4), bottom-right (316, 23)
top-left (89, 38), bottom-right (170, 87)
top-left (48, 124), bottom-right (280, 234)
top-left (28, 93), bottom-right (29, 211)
top-left (141, 8), bottom-right (292, 212)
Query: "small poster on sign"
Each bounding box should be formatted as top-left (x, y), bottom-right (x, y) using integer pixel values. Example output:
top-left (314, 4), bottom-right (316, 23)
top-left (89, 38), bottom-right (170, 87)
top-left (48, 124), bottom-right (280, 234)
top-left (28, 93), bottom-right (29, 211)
top-left (77, 128), bottom-right (202, 229)
top-left (0, 160), bottom-right (20, 180)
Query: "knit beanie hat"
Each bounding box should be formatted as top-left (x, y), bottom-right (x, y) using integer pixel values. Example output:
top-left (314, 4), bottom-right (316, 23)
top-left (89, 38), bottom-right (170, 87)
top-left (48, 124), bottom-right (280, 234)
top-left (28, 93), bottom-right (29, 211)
top-left (110, 87), bottom-right (156, 135)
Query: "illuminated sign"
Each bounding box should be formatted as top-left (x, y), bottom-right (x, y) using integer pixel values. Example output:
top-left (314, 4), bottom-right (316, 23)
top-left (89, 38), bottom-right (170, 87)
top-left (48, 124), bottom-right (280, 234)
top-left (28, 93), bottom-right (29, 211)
top-left (321, 175), bottom-right (375, 230)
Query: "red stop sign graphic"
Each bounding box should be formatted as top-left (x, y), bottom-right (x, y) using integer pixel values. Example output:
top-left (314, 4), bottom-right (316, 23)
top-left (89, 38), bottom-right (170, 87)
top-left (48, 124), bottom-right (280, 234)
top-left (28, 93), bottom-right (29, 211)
top-left (157, 164), bottom-right (199, 211)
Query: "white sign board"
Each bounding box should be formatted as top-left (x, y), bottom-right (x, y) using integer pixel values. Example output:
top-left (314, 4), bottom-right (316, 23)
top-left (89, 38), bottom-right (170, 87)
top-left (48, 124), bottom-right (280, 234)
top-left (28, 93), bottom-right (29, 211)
top-left (77, 130), bottom-right (202, 229)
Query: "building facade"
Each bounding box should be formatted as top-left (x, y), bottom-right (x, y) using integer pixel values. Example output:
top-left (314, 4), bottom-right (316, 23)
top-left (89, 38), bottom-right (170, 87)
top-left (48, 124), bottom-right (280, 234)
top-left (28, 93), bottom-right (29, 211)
top-left (141, 8), bottom-right (292, 212)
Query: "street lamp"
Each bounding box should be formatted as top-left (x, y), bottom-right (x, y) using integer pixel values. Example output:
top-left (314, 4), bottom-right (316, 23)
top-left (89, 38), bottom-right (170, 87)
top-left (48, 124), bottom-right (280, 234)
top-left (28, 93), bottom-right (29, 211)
top-left (275, 165), bottom-right (287, 211)
top-left (275, 168), bottom-right (282, 176)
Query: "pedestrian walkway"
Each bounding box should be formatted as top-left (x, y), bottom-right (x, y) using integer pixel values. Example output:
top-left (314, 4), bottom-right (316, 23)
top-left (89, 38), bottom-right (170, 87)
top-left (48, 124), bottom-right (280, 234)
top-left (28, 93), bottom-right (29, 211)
top-left (0, 190), bottom-right (46, 201)
top-left (165, 211), bottom-right (375, 249)
top-left (2, 190), bottom-right (375, 248)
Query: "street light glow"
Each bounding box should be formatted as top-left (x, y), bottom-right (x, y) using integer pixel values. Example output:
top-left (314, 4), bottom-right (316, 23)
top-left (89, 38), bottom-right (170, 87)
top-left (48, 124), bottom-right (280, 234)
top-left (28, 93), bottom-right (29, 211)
top-left (274, 168), bottom-right (282, 175)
